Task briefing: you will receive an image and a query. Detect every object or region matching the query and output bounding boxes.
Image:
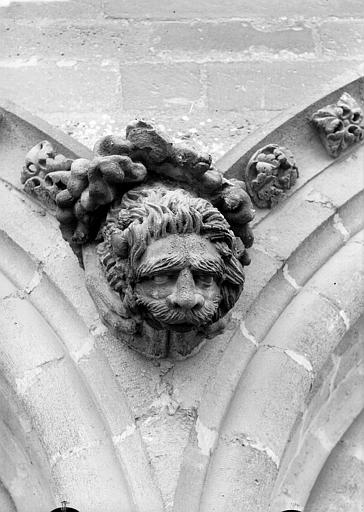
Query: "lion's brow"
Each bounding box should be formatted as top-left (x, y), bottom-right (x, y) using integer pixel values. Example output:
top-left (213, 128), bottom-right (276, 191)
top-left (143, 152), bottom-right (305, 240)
top-left (136, 254), bottom-right (186, 278)
top-left (189, 255), bottom-right (224, 276)
top-left (136, 253), bottom-right (224, 279)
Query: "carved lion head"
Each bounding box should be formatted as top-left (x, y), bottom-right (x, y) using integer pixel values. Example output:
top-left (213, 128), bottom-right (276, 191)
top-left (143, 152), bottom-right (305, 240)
top-left (98, 184), bottom-right (245, 336)
top-left (22, 121), bottom-right (255, 358)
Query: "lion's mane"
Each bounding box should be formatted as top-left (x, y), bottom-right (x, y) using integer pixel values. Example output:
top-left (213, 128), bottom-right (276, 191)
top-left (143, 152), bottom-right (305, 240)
top-left (97, 183), bottom-right (246, 325)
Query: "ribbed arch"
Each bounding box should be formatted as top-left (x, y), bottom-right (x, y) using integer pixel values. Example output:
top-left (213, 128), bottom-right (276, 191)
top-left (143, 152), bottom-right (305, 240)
top-left (0, 265), bottom-right (134, 511)
top-left (0, 481), bottom-right (16, 512)
top-left (174, 145), bottom-right (364, 511)
top-left (0, 177), bottom-right (164, 511)
top-left (196, 221), bottom-right (363, 510)
top-left (0, 371), bottom-right (54, 511)
top-left (304, 409), bottom-right (364, 512)
top-left (271, 315), bottom-right (364, 511)
top-left (1, 81), bottom-right (363, 511)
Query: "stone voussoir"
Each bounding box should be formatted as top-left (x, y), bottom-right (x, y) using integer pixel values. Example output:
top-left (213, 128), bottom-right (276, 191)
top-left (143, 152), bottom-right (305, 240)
top-left (306, 231), bottom-right (364, 328)
top-left (304, 410), bottom-right (364, 512)
top-left (262, 288), bottom-right (347, 374)
top-left (0, 283), bottom-right (65, 378)
top-left (20, 358), bottom-right (134, 511)
top-left (220, 347), bottom-right (313, 464)
top-left (200, 441), bottom-right (278, 512)
top-left (272, 356), bottom-right (364, 512)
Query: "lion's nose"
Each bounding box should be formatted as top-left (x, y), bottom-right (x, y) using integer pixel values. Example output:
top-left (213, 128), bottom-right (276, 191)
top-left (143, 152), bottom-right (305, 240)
top-left (166, 268), bottom-right (204, 310)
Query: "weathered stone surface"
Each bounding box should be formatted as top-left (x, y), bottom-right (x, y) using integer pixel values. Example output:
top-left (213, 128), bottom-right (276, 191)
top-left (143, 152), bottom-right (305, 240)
top-left (103, 0), bottom-right (364, 19)
top-left (205, 61), bottom-right (362, 112)
top-left (245, 144), bottom-right (298, 208)
top-left (312, 92), bottom-right (364, 157)
top-left (22, 121), bottom-right (254, 359)
top-left (200, 443), bottom-right (277, 512)
top-left (0, 62), bottom-right (119, 116)
top-left (0, 0), bottom-right (102, 20)
top-left (320, 20), bottom-right (364, 57)
top-left (305, 411), bottom-right (364, 512)
top-left (0, 177), bottom-right (164, 512)
top-left (272, 331), bottom-right (364, 512)
top-left (2, 66), bottom-right (364, 512)
top-left (120, 63), bottom-right (202, 110)
top-left (149, 20), bottom-right (315, 56)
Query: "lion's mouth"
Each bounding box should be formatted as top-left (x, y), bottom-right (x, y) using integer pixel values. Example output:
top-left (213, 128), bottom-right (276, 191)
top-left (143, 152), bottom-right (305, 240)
top-left (158, 321), bottom-right (198, 332)
top-left (135, 295), bottom-right (221, 332)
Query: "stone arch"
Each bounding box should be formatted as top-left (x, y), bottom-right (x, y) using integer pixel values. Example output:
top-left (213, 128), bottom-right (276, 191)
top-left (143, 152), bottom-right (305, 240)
top-left (0, 370), bottom-right (54, 511)
top-left (1, 74), bottom-right (363, 511)
top-left (174, 75), bottom-right (364, 512)
top-left (0, 100), bottom-right (164, 511)
top-left (304, 408), bottom-right (364, 512)
top-left (271, 316), bottom-right (364, 511)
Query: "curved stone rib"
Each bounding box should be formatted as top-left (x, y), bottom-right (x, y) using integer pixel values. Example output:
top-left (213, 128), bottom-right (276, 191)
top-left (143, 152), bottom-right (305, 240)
top-left (0, 480), bottom-right (16, 512)
top-left (0, 185), bottom-right (164, 511)
top-left (0, 369), bottom-right (54, 512)
top-left (304, 409), bottom-right (364, 512)
top-left (0, 419), bottom-right (53, 511)
top-left (218, 74), bottom-right (364, 178)
top-left (173, 147), bottom-right (364, 512)
top-left (271, 316), bottom-right (364, 511)
top-left (0, 268), bottom-right (134, 511)
top-left (198, 230), bottom-right (364, 511)
top-left (218, 76), bottom-right (363, 224)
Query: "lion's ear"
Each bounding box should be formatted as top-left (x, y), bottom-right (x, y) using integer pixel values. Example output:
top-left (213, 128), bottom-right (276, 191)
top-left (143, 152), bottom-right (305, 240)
top-left (110, 232), bottom-right (129, 258)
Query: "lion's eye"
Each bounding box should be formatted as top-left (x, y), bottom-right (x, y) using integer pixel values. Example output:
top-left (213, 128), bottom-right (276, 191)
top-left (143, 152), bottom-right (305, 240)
top-left (153, 275), bottom-right (170, 285)
top-left (196, 275), bottom-right (214, 287)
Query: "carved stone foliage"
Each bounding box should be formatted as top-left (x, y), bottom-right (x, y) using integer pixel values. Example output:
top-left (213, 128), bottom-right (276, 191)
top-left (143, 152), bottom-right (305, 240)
top-left (22, 121), bottom-right (255, 359)
top-left (245, 144), bottom-right (299, 208)
top-left (21, 141), bottom-right (73, 210)
top-left (311, 92), bottom-right (364, 158)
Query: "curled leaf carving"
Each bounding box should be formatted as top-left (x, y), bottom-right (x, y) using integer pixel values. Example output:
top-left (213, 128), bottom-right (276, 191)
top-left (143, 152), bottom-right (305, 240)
top-left (22, 121), bottom-right (255, 358)
top-left (245, 144), bottom-right (299, 209)
top-left (311, 92), bottom-right (364, 157)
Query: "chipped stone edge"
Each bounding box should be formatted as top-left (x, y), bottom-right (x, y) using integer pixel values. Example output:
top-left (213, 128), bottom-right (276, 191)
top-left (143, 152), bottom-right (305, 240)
top-left (333, 213), bottom-right (350, 241)
top-left (282, 262), bottom-right (302, 291)
top-left (284, 349), bottom-right (313, 373)
top-left (196, 417), bottom-right (218, 457)
top-left (113, 424), bottom-right (137, 445)
top-left (240, 320), bottom-right (259, 346)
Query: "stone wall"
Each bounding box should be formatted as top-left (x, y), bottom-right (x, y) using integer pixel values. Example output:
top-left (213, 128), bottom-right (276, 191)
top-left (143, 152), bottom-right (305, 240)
top-left (0, 3), bottom-right (364, 512)
top-left (0, 0), bottom-right (364, 157)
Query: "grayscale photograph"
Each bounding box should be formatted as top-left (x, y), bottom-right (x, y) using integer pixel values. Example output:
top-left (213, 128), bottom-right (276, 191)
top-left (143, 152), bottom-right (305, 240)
top-left (0, 0), bottom-right (363, 511)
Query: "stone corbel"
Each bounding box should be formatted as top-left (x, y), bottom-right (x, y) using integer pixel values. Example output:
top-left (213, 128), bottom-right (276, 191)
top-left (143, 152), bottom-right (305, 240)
top-left (21, 121), bottom-right (255, 359)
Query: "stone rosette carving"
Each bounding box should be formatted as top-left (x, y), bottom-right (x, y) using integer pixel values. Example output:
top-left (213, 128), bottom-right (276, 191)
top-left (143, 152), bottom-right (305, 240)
top-left (245, 144), bottom-right (299, 208)
top-left (22, 121), bottom-right (255, 359)
top-left (311, 92), bottom-right (364, 158)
